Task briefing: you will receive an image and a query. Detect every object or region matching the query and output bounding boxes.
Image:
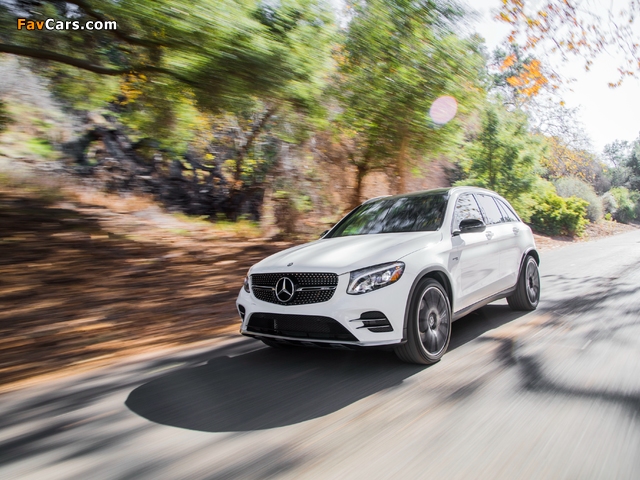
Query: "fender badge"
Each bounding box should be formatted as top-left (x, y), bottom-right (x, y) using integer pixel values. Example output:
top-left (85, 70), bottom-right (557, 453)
top-left (287, 262), bottom-right (294, 267)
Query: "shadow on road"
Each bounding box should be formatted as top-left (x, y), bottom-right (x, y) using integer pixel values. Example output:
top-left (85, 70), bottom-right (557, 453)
top-left (126, 304), bottom-right (528, 432)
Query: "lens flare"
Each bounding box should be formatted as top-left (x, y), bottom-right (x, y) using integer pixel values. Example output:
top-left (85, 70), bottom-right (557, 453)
top-left (429, 96), bottom-right (458, 124)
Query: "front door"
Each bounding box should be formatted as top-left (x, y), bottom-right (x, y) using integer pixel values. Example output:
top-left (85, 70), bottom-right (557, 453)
top-left (449, 193), bottom-right (501, 312)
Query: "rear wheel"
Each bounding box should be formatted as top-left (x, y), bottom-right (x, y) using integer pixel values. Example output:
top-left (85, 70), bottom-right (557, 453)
top-left (507, 256), bottom-right (540, 311)
top-left (395, 278), bottom-right (451, 365)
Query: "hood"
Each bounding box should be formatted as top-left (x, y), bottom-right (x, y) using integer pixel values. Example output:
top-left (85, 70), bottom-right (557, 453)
top-left (251, 231), bottom-right (442, 274)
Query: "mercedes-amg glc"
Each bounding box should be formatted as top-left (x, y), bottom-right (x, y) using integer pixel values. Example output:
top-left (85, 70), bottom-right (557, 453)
top-left (236, 187), bottom-right (540, 364)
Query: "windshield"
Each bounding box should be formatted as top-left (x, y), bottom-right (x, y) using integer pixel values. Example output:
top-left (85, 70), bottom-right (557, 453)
top-left (327, 194), bottom-right (447, 238)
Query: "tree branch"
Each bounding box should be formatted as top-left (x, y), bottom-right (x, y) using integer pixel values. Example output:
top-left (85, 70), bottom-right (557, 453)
top-left (0, 43), bottom-right (198, 86)
top-left (234, 105), bottom-right (278, 181)
top-left (64, 0), bottom-right (199, 51)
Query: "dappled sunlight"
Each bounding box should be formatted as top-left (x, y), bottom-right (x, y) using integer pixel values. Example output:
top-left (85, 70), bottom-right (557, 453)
top-left (0, 185), bottom-right (293, 390)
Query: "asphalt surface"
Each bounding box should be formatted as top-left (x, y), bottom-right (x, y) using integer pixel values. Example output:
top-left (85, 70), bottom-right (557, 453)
top-left (2, 229), bottom-right (640, 479)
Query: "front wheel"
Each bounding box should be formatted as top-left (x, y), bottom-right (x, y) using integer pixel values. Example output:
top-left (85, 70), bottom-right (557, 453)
top-left (395, 278), bottom-right (452, 365)
top-left (507, 256), bottom-right (540, 311)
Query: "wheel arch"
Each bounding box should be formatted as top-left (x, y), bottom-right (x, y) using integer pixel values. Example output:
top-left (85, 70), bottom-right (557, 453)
top-left (401, 266), bottom-right (454, 342)
top-left (523, 247), bottom-right (540, 267)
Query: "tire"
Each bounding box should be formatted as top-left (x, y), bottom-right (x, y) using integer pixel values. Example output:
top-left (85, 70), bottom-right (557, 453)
top-left (260, 338), bottom-right (291, 349)
top-left (507, 255), bottom-right (540, 311)
top-left (395, 278), bottom-right (452, 365)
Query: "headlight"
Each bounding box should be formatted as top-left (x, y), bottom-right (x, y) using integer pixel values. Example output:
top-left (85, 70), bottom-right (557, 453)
top-left (347, 262), bottom-right (405, 295)
top-left (243, 276), bottom-right (250, 293)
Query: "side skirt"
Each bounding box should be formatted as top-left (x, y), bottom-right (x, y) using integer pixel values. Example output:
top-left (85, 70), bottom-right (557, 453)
top-left (452, 286), bottom-right (517, 321)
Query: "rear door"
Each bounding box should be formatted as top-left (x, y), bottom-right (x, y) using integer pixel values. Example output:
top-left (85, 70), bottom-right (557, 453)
top-left (494, 197), bottom-right (525, 288)
top-left (474, 194), bottom-right (519, 292)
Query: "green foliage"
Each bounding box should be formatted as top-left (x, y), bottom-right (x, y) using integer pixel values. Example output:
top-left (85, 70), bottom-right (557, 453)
top-left (603, 137), bottom-right (640, 191)
top-left (528, 191), bottom-right (589, 236)
top-left (44, 66), bottom-right (120, 111)
top-left (26, 138), bottom-right (56, 159)
top-left (553, 176), bottom-right (603, 222)
top-left (117, 77), bottom-right (206, 155)
top-left (600, 191), bottom-right (618, 215)
top-left (336, 0), bottom-right (484, 184)
top-left (626, 143), bottom-right (640, 192)
top-left (2, 0), bottom-right (336, 153)
top-left (0, 99), bottom-right (11, 134)
top-left (609, 187), bottom-right (638, 223)
top-left (456, 106), bottom-right (542, 208)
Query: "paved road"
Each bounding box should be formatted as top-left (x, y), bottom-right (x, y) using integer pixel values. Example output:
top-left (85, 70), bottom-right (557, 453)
top-left (2, 230), bottom-right (640, 479)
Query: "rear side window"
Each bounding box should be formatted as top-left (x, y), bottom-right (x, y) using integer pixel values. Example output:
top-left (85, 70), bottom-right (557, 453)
top-left (496, 198), bottom-right (519, 222)
top-left (475, 194), bottom-right (503, 225)
top-left (452, 193), bottom-right (483, 231)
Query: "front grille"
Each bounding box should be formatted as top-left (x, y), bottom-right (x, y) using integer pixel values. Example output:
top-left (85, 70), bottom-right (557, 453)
top-left (251, 272), bottom-right (338, 306)
top-left (247, 313), bottom-right (357, 341)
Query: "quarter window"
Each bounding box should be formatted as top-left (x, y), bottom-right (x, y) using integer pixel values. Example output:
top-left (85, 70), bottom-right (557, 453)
top-left (496, 198), bottom-right (519, 222)
top-left (475, 194), bottom-right (503, 225)
top-left (452, 194), bottom-right (483, 231)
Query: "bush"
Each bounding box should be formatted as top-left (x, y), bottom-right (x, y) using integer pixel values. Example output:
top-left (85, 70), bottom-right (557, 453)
top-left (553, 177), bottom-right (603, 222)
top-left (600, 191), bottom-right (618, 216)
top-left (609, 187), bottom-right (638, 223)
top-left (518, 178), bottom-right (557, 223)
top-left (529, 191), bottom-right (589, 236)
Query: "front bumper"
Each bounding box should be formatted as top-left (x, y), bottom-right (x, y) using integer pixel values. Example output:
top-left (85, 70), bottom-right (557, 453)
top-left (236, 273), bottom-right (409, 347)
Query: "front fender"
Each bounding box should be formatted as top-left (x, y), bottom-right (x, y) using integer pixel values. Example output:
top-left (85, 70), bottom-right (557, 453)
top-left (401, 266), bottom-right (454, 342)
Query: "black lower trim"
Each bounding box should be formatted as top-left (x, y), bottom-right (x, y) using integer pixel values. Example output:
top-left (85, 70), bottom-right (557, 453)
top-left (451, 285), bottom-right (516, 321)
top-left (353, 311), bottom-right (393, 333)
top-left (246, 313), bottom-right (358, 342)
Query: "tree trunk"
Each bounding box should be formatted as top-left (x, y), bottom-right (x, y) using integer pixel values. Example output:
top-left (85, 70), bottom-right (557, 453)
top-left (351, 162), bottom-right (368, 209)
top-left (396, 133), bottom-right (409, 194)
top-left (233, 105), bottom-right (278, 183)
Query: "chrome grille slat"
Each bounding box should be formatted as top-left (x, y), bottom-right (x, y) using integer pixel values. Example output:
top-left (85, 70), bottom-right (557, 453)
top-left (251, 272), bottom-right (338, 305)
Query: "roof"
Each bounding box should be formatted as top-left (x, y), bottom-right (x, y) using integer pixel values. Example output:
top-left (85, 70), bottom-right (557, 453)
top-left (363, 186), bottom-right (501, 203)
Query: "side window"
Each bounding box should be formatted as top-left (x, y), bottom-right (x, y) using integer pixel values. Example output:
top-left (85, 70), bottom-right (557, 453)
top-left (496, 198), bottom-right (519, 222)
top-left (475, 194), bottom-right (503, 225)
top-left (452, 193), bottom-right (484, 231)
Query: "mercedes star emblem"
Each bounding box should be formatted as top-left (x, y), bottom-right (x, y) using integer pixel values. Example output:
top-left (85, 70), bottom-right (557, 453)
top-left (275, 277), bottom-right (295, 303)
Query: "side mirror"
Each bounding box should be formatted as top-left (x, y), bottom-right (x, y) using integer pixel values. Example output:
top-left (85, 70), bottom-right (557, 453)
top-left (319, 229), bottom-right (329, 239)
top-left (453, 218), bottom-right (486, 236)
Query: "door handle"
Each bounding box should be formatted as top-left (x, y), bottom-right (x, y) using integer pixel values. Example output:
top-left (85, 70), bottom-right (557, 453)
top-left (485, 231), bottom-right (494, 240)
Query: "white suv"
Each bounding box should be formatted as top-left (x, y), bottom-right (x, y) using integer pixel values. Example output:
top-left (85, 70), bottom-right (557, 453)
top-left (236, 187), bottom-right (540, 364)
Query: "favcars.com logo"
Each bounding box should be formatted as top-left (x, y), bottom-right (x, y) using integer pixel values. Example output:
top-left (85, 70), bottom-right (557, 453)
top-left (17, 18), bottom-right (117, 31)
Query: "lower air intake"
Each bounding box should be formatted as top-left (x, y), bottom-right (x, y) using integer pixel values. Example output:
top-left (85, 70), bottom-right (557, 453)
top-left (247, 313), bottom-right (357, 342)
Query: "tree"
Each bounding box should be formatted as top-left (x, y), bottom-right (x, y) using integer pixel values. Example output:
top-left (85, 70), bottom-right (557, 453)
top-left (457, 106), bottom-right (542, 207)
top-left (489, 43), bottom-right (554, 108)
top-left (624, 141), bottom-right (640, 192)
top-left (335, 0), bottom-right (483, 199)
top-left (603, 137), bottom-right (640, 191)
top-left (0, 0), bottom-right (335, 147)
top-left (0, 0), bottom-right (337, 218)
top-left (541, 136), bottom-right (605, 187)
top-left (497, 0), bottom-right (640, 85)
